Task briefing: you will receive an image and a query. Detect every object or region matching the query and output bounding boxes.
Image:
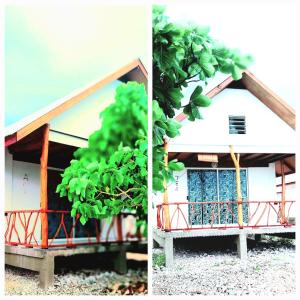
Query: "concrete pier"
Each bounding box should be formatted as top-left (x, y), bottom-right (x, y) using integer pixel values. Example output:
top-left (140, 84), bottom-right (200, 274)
top-left (5, 241), bottom-right (146, 289)
top-left (235, 232), bottom-right (247, 260)
top-left (153, 226), bottom-right (295, 268)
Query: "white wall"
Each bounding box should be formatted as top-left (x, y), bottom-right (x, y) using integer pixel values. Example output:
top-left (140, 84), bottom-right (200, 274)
top-left (6, 160), bottom-right (41, 243)
top-left (50, 80), bottom-right (122, 147)
top-left (247, 163), bottom-right (279, 225)
top-left (276, 174), bottom-right (296, 220)
top-left (5, 149), bottom-right (13, 211)
top-left (169, 89), bottom-right (296, 154)
top-left (11, 161), bottom-right (41, 210)
top-left (248, 163), bottom-right (277, 201)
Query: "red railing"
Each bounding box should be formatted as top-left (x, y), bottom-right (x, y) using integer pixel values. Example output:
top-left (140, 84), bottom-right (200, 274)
top-left (157, 200), bottom-right (295, 231)
top-left (5, 209), bottom-right (142, 248)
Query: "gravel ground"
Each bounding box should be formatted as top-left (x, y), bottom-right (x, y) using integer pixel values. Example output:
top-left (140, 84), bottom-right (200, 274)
top-left (153, 237), bottom-right (295, 296)
top-left (5, 267), bottom-right (147, 295)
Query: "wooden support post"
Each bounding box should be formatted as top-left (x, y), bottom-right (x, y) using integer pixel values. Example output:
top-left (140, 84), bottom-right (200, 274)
top-left (163, 139), bottom-right (171, 231)
top-left (280, 160), bottom-right (287, 224)
top-left (40, 124), bottom-right (49, 249)
top-left (229, 146), bottom-right (243, 228)
top-left (116, 215), bottom-right (123, 242)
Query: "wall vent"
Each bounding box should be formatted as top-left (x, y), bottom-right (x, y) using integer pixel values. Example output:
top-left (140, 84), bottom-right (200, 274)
top-left (229, 116), bottom-right (246, 134)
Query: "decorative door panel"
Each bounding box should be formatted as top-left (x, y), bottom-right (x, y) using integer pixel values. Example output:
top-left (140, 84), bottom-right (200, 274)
top-left (218, 169), bottom-right (248, 224)
top-left (187, 171), bottom-right (202, 225)
top-left (218, 170), bottom-right (237, 224)
top-left (187, 170), bottom-right (218, 225)
top-left (187, 169), bottom-right (248, 225)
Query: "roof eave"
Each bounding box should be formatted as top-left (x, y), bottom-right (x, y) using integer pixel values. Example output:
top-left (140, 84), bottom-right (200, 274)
top-left (175, 70), bottom-right (295, 130)
top-left (5, 59), bottom-right (148, 146)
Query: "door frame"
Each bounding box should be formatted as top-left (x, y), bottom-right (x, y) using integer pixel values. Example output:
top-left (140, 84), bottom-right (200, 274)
top-left (186, 167), bottom-right (249, 226)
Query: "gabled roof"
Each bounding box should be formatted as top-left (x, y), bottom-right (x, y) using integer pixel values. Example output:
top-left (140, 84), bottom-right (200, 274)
top-left (5, 59), bottom-right (147, 147)
top-left (175, 70), bottom-right (295, 129)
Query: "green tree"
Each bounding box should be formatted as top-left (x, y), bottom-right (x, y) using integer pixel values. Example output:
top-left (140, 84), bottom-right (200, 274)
top-left (56, 82), bottom-right (148, 235)
top-left (152, 6), bottom-right (252, 191)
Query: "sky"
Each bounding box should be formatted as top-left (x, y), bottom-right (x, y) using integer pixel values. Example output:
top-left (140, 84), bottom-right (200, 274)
top-left (166, 1), bottom-right (297, 108)
top-left (5, 5), bottom-right (148, 126)
top-left (4, 2), bottom-right (297, 126)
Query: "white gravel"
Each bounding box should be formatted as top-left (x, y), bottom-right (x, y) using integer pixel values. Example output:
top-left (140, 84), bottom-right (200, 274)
top-left (5, 267), bottom-right (147, 295)
top-left (153, 237), bottom-right (295, 296)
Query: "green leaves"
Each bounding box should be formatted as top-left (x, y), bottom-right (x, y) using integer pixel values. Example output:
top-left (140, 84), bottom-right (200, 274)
top-left (56, 83), bottom-right (148, 231)
top-left (166, 119), bottom-right (181, 138)
top-left (169, 160), bottom-right (185, 171)
top-left (183, 103), bottom-right (202, 121)
top-left (168, 88), bottom-right (183, 109)
top-left (190, 86), bottom-right (212, 107)
top-left (152, 6), bottom-right (252, 193)
top-left (231, 65), bottom-right (242, 80)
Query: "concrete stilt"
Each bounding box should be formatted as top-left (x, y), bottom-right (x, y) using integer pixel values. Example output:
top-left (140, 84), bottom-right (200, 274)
top-left (164, 237), bottom-right (174, 268)
top-left (6, 242), bottom-right (146, 290)
top-left (235, 233), bottom-right (247, 260)
top-left (39, 255), bottom-right (54, 289)
top-left (113, 248), bottom-right (127, 274)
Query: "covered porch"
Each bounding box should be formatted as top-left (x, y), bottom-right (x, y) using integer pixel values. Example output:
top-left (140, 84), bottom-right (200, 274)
top-left (158, 151), bottom-right (295, 231)
top-left (5, 124), bottom-right (142, 249)
top-left (153, 150), bottom-right (295, 267)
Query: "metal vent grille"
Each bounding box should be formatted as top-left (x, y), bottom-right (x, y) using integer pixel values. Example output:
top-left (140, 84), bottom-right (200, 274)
top-left (229, 116), bottom-right (246, 134)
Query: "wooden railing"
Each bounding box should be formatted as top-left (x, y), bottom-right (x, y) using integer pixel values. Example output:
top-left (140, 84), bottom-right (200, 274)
top-left (5, 209), bottom-right (141, 248)
top-left (156, 200), bottom-right (295, 231)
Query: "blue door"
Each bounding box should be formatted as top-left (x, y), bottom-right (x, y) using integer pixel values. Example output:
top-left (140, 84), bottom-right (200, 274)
top-left (187, 169), bottom-right (248, 225)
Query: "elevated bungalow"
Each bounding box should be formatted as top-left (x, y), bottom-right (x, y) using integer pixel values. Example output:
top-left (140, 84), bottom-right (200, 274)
top-left (153, 71), bottom-right (295, 267)
top-left (4, 59), bottom-right (147, 288)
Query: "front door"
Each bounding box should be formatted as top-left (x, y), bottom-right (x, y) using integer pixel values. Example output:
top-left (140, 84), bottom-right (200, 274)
top-left (187, 169), bottom-right (248, 225)
top-left (47, 169), bottom-right (73, 239)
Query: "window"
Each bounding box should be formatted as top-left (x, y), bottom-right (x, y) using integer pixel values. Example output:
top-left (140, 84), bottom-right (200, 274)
top-left (229, 115), bottom-right (246, 134)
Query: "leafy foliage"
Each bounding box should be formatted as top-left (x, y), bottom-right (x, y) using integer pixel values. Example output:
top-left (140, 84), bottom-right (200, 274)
top-left (152, 6), bottom-right (252, 191)
top-left (56, 82), bottom-right (148, 235)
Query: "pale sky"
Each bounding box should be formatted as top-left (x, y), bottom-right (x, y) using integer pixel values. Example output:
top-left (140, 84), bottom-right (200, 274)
top-left (5, 5), bottom-right (148, 126)
top-left (4, 2), bottom-right (297, 126)
top-left (166, 1), bottom-right (297, 108)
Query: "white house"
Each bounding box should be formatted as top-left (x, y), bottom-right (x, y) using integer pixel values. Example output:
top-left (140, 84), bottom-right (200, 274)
top-left (4, 60), bottom-right (147, 288)
top-left (5, 60), bottom-right (147, 288)
top-left (153, 71), bottom-right (295, 266)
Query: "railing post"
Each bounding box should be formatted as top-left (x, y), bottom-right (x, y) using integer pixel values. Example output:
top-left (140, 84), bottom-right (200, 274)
top-left (163, 139), bottom-right (171, 231)
top-left (40, 124), bottom-right (49, 248)
top-left (116, 214), bottom-right (123, 242)
top-left (280, 160), bottom-right (287, 224)
top-left (156, 205), bottom-right (161, 228)
top-left (229, 146), bottom-right (243, 228)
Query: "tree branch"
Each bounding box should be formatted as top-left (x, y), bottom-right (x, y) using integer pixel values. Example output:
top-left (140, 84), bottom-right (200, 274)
top-left (95, 187), bottom-right (139, 199)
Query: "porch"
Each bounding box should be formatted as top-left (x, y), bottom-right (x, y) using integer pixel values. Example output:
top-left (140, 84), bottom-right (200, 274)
top-left (5, 210), bottom-right (142, 248)
top-left (4, 209), bottom-right (144, 288)
top-left (5, 124), bottom-right (145, 289)
top-left (154, 199), bottom-right (295, 263)
top-left (153, 149), bottom-right (296, 267)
